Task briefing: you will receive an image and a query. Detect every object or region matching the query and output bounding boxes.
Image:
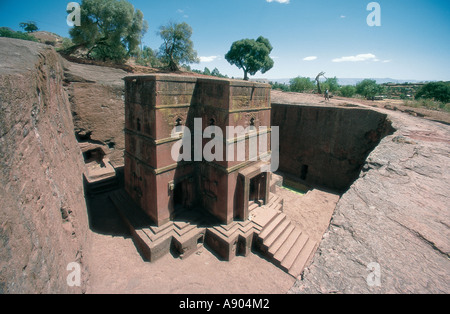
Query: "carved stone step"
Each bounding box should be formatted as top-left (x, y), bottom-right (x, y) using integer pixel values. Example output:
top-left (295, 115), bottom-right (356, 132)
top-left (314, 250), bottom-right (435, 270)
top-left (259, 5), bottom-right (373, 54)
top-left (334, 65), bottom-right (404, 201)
top-left (259, 213), bottom-right (287, 241)
top-left (273, 228), bottom-right (302, 263)
top-left (264, 219), bottom-right (291, 248)
top-left (288, 240), bottom-right (318, 278)
top-left (280, 233), bottom-right (309, 271)
top-left (268, 224), bottom-right (295, 257)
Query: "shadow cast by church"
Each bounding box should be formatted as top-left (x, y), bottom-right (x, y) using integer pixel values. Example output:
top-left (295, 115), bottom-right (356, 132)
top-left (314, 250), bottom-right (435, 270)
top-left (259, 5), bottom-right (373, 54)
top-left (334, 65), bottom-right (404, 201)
top-left (84, 168), bottom-right (130, 237)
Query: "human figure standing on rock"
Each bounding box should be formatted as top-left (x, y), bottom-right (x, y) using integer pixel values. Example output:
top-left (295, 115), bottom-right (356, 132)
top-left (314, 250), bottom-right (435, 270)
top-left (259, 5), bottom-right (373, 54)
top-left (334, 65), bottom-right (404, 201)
top-left (325, 89), bottom-right (330, 101)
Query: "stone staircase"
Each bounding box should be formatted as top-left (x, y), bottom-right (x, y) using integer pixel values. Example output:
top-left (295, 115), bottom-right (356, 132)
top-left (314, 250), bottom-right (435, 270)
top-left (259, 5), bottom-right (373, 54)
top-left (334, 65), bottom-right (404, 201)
top-left (249, 194), bottom-right (284, 214)
top-left (205, 219), bottom-right (259, 261)
top-left (252, 194), bottom-right (318, 279)
top-left (109, 189), bottom-right (208, 262)
top-left (110, 189), bottom-right (317, 279)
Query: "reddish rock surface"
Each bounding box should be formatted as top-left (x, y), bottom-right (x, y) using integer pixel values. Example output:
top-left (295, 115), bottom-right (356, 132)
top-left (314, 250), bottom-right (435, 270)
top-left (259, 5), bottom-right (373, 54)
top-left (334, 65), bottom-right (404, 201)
top-left (272, 102), bottom-right (394, 192)
top-left (0, 38), bottom-right (89, 293)
top-left (271, 91), bottom-right (450, 294)
top-left (275, 187), bottom-right (340, 243)
top-left (85, 193), bottom-right (296, 294)
top-left (1, 38), bottom-right (448, 294)
top-left (63, 60), bottom-right (128, 167)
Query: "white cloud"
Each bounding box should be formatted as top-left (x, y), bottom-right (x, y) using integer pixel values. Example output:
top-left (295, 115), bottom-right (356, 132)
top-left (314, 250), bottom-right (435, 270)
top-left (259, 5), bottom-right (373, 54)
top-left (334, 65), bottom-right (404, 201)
top-left (176, 9), bottom-right (188, 17)
top-left (199, 56), bottom-right (220, 63)
top-left (340, 15), bottom-right (346, 18)
top-left (382, 60), bottom-right (392, 63)
top-left (303, 56), bottom-right (317, 61)
top-left (266, 0), bottom-right (290, 4)
top-left (332, 53), bottom-right (378, 63)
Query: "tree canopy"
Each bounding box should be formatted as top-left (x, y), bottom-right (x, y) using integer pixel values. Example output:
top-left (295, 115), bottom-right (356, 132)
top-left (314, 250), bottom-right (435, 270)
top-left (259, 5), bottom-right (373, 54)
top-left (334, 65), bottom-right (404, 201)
top-left (203, 67), bottom-right (211, 76)
top-left (211, 67), bottom-right (228, 78)
top-left (315, 72), bottom-right (327, 94)
top-left (289, 77), bottom-right (315, 93)
top-left (190, 67), bottom-right (228, 78)
top-left (356, 79), bottom-right (383, 100)
top-left (0, 27), bottom-right (38, 42)
top-left (136, 46), bottom-right (161, 67)
top-left (158, 22), bottom-right (199, 71)
top-left (323, 77), bottom-right (340, 93)
top-left (225, 36), bottom-right (274, 81)
top-left (339, 85), bottom-right (357, 98)
top-left (270, 81), bottom-right (290, 92)
top-left (19, 21), bottom-right (38, 33)
top-left (415, 82), bottom-right (450, 103)
top-left (69, 0), bottom-right (148, 63)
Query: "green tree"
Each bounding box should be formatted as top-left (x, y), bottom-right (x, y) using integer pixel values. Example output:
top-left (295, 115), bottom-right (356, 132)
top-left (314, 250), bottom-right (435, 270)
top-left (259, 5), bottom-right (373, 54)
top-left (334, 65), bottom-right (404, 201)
top-left (270, 82), bottom-right (289, 92)
top-left (0, 27), bottom-right (38, 42)
top-left (69, 0), bottom-right (147, 63)
top-left (323, 77), bottom-right (339, 93)
top-left (339, 85), bottom-right (357, 98)
top-left (136, 46), bottom-right (161, 67)
top-left (59, 38), bottom-right (74, 52)
top-left (19, 21), bottom-right (38, 33)
top-left (356, 79), bottom-right (383, 100)
top-left (209, 68), bottom-right (227, 78)
top-left (315, 72), bottom-right (326, 94)
top-left (415, 82), bottom-right (450, 103)
top-left (289, 77), bottom-right (315, 93)
top-left (225, 36), bottom-right (274, 81)
top-left (211, 68), bottom-right (219, 76)
top-left (203, 67), bottom-right (211, 76)
top-left (158, 22), bottom-right (199, 72)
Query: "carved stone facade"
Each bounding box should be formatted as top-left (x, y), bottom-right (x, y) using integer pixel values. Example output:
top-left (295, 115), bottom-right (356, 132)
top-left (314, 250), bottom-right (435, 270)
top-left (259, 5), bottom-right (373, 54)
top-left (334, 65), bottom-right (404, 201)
top-left (123, 74), bottom-right (272, 227)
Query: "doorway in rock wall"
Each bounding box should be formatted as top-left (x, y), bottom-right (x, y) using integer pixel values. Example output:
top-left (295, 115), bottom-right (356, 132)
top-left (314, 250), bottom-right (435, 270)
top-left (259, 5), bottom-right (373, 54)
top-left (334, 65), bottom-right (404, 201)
top-left (173, 178), bottom-right (194, 212)
top-left (236, 164), bottom-right (271, 221)
top-left (249, 173), bottom-right (267, 206)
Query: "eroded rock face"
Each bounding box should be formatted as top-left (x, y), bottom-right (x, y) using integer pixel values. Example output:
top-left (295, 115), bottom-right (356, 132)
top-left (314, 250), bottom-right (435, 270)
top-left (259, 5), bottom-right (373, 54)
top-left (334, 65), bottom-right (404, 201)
top-left (272, 104), bottom-right (394, 192)
top-left (0, 38), bottom-right (89, 293)
top-left (63, 60), bottom-right (127, 167)
top-left (290, 108), bottom-right (450, 294)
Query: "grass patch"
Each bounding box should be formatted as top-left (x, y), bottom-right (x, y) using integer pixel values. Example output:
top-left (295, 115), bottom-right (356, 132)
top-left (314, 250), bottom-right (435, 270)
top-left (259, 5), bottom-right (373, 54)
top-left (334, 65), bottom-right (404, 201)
top-left (281, 178), bottom-right (309, 195)
top-left (281, 184), bottom-right (307, 196)
top-left (403, 99), bottom-right (450, 113)
top-left (282, 177), bottom-right (310, 195)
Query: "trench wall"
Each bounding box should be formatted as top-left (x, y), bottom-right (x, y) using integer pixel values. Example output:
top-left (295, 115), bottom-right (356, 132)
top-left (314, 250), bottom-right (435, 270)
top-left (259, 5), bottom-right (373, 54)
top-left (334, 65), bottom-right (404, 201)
top-left (271, 103), bottom-right (394, 192)
top-left (0, 38), bottom-right (89, 294)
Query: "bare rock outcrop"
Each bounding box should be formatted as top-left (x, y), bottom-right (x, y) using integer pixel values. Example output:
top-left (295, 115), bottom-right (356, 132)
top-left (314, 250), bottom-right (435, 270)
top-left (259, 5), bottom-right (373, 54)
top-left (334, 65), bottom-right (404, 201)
top-left (0, 38), bottom-right (89, 293)
top-left (63, 60), bottom-right (128, 167)
top-left (288, 101), bottom-right (450, 293)
top-left (31, 31), bottom-right (64, 49)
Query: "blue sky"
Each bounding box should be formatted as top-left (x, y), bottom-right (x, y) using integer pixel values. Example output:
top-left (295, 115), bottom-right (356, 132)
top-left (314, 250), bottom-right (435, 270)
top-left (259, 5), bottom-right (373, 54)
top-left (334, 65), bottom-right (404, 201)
top-left (1, 0), bottom-right (449, 81)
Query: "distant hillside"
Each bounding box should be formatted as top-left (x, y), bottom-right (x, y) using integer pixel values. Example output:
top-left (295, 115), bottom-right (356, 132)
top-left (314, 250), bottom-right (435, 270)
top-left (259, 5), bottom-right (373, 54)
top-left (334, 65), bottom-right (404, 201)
top-left (268, 78), bottom-right (428, 86)
top-left (337, 78), bottom-right (426, 86)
